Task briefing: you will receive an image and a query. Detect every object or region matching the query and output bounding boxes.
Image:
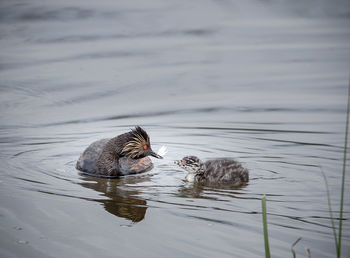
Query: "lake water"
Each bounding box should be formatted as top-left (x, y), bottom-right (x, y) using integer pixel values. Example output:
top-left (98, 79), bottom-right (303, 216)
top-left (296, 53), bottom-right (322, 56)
top-left (1, 0), bottom-right (350, 257)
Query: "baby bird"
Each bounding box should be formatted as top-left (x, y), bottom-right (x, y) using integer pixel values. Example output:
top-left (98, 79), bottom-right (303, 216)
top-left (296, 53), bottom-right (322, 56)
top-left (175, 156), bottom-right (249, 186)
top-left (76, 126), bottom-right (163, 177)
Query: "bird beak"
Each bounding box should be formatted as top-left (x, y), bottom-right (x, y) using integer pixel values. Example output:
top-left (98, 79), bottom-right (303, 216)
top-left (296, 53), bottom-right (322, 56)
top-left (174, 160), bottom-right (185, 166)
top-left (149, 150), bottom-right (163, 159)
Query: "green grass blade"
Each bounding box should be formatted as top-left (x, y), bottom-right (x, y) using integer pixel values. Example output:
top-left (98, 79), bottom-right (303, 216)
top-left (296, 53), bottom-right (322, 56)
top-left (320, 167), bottom-right (338, 250)
top-left (338, 79), bottom-right (350, 257)
top-left (262, 195), bottom-right (271, 258)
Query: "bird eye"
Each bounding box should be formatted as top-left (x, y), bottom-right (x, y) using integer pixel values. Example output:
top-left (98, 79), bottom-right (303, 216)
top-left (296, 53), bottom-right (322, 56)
top-left (143, 144), bottom-right (148, 150)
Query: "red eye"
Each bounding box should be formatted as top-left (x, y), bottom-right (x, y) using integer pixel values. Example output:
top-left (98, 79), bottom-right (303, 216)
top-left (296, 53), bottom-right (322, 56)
top-left (143, 145), bottom-right (148, 150)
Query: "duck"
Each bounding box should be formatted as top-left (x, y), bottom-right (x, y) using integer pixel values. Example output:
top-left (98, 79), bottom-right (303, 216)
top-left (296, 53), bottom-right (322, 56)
top-left (175, 156), bottom-right (249, 186)
top-left (76, 126), bottom-right (165, 177)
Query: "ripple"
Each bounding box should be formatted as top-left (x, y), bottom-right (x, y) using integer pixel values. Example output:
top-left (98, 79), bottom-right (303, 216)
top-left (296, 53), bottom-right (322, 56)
top-left (1, 0), bottom-right (349, 257)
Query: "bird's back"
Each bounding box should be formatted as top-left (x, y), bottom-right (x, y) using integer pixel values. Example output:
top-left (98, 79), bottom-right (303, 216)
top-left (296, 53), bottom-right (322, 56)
top-left (76, 138), bottom-right (110, 173)
top-left (200, 159), bottom-right (249, 185)
top-left (76, 138), bottom-right (153, 177)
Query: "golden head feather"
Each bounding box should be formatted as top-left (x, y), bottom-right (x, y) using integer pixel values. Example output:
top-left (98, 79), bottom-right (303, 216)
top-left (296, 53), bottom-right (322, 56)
top-left (121, 126), bottom-right (150, 158)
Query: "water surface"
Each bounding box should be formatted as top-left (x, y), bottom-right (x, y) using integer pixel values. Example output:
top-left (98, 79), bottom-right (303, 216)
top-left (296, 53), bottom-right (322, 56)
top-left (1, 0), bottom-right (350, 257)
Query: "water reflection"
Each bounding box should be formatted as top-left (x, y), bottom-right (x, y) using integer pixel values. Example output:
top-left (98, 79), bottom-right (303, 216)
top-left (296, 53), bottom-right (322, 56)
top-left (79, 175), bottom-right (150, 222)
top-left (1, 0), bottom-right (349, 256)
top-left (177, 183), bottom-right (248, 199)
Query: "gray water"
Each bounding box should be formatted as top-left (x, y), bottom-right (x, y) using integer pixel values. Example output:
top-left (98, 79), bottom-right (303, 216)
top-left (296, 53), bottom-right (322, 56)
top-left (1, 0), bottom-right (350, 257)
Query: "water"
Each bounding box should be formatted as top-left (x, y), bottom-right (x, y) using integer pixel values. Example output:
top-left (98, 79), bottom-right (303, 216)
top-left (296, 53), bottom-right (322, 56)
top-left (1, 0), bottom-right (350, 257)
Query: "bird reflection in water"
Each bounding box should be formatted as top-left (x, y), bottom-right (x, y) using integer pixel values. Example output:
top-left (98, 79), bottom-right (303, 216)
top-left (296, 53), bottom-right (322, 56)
top-left (79, 175), bottom-right (151, 223)
top-left (177, 183), bottom-right (248, 199)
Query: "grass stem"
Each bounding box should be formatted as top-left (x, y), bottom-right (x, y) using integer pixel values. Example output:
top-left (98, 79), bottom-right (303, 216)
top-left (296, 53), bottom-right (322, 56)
top-left (291, 237), bottom-right (302, 258)
top-left (262, 195), bottom-right (271, 258)
top-left (320, 167), bottom-right (338, 250)
top-left (338, 79), bottom-right (350, 257)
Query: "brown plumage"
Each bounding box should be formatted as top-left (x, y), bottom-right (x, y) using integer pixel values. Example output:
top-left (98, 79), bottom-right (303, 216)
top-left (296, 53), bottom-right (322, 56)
top-left (76, 126), bottom-right (162, 177)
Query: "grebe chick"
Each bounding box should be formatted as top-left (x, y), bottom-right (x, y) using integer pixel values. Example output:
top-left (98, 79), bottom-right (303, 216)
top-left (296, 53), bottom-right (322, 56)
top-left (175, 156), bottom-right (249, 186)
top-left (76, 126), bottom-right (163, 177)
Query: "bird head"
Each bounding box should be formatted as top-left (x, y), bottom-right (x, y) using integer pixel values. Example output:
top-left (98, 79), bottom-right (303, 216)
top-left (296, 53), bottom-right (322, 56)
top-left (121, 126), bottom-right (162, 159)
top-left (175, 156), bottom-right (204, 174)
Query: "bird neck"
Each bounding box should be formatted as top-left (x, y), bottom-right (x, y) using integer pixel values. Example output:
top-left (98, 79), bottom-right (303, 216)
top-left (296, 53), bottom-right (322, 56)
top-left (196, 163), bottom-right (206, 175)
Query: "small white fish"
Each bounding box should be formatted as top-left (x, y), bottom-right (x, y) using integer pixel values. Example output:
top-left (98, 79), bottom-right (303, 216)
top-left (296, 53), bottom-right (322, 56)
top-left (157, 146), bottom-right (168, 157)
